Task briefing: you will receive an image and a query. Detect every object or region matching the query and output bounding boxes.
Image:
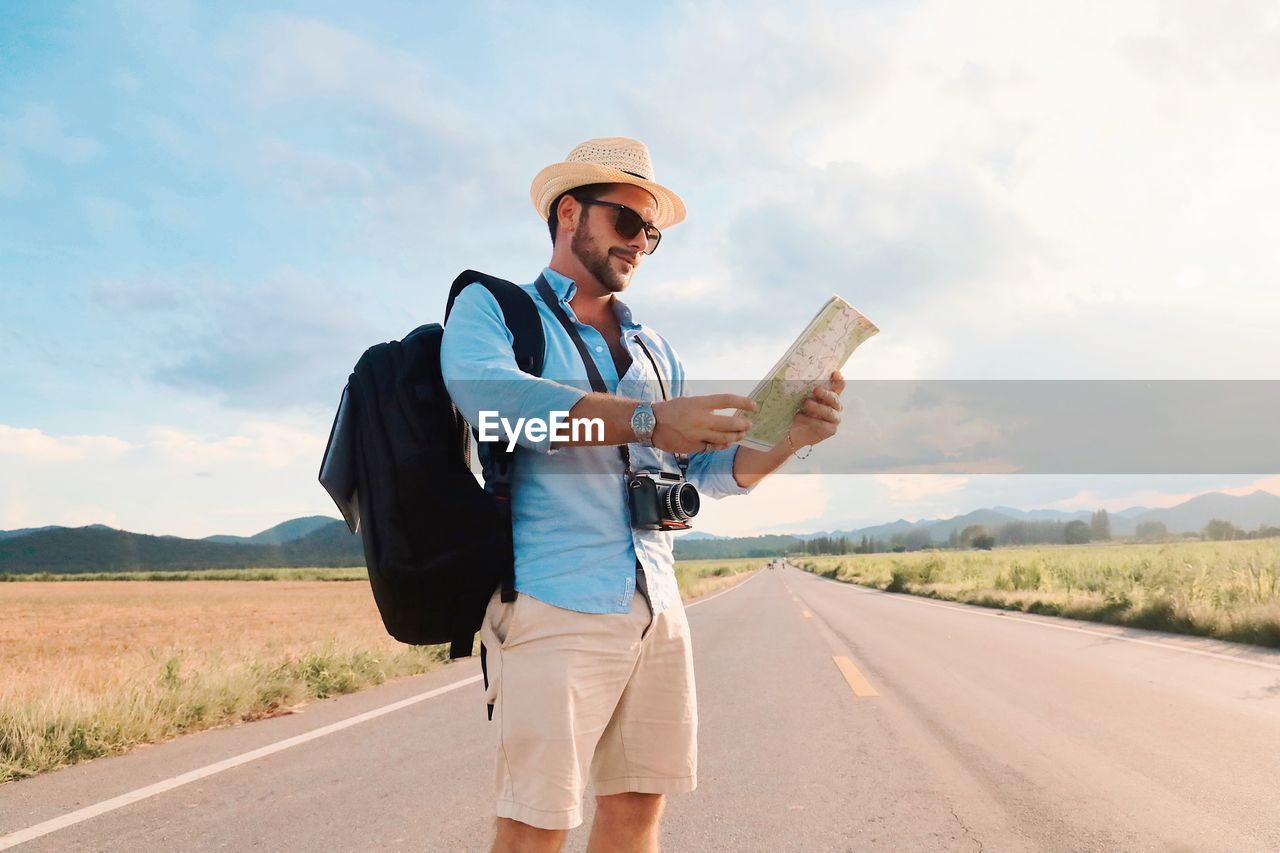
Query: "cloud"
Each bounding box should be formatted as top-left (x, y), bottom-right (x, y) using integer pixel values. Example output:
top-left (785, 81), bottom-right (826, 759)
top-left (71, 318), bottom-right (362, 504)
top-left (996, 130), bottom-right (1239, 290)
top-left (0, 418), bottom-right (336, 537)
top-left (1222, 475), bottom-right (1280, 498)
top-left (0, 104), bottom-right (101, 197)
top-left (147, 421), bottom-right (324, 468)
top-left (0, 104), bottom-right (101, 165)
top-left (637, 159), bottom-right (1044, 379)
top-left (694, 474), bottom-right (831, 537)
top-left (109, 69), bottom-right (142, 93)
top-left (1054, 472), bottom-right (1280, 513)
top-left (90, 270), bottom-right (380, 409)
top-left (0, 425), bottom-right (136, 462)
top-left (83, 196), bottom-right (139, 242)
top-left (732, 162), bottom-right (1040, 316)
top-left (874, 474), bottom-right (970, 503)
top-left (0, 153), bottom-right (26, 195)
top-left (244, 16), bottom-right (466, 136)
top-left (620, 0), bottom-right (1280, 382)
top-left (1117, 1), bottom-right (1280, 89)
top-left (222, 14), bottom-right (540, 274)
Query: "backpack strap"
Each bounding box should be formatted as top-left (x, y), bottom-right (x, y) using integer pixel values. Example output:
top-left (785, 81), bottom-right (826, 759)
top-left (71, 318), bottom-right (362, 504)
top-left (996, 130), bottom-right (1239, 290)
top-left (534, 275), bottom-right (629, 484)
top-left (447, 271), bottom-right (544, 374)
top-left (445, 271), bottom-right (545, 611)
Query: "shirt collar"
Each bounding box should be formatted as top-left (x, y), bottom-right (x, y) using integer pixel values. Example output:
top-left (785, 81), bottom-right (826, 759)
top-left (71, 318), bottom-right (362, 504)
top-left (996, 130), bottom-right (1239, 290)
top-left (540, 267), bottom-right (577, 302)
top-left (540, 266), bottom-right (642, 331)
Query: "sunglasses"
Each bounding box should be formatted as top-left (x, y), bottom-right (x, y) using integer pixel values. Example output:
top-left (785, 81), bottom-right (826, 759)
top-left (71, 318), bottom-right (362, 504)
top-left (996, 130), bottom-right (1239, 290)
top-left (577, 198), bottom-right (662, 255)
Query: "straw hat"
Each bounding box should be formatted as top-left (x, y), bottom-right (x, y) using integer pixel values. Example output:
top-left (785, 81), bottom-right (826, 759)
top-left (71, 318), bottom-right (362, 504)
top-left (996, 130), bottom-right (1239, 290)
top-left (530, 137), bottom-right (686, 229)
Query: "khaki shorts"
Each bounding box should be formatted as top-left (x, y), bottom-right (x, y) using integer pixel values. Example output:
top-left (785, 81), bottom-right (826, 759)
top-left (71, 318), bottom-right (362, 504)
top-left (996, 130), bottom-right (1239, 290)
top-left (478, 586), bottom-right (698, 830)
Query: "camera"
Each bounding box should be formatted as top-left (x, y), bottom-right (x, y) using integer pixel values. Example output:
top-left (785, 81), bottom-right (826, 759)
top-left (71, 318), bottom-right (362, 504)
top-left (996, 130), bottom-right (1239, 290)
top-left (627, 471), bottom-right (700, 530)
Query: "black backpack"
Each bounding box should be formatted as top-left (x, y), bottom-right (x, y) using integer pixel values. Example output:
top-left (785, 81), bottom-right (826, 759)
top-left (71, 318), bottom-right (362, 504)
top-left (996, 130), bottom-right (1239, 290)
top-left (318, 271), bottom-right (545, 659)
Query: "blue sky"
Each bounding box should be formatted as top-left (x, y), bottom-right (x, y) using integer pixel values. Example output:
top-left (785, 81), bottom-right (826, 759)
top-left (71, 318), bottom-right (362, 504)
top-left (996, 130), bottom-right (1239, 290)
top-left (3, 1), bottom-right (1279, 537)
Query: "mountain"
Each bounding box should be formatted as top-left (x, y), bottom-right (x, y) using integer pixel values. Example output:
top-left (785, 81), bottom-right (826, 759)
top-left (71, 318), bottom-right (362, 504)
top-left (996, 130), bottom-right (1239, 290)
top-left (815, 509), bottom-right (1020, 545)
top-left (204, 516), bottom-right (340, 545)
top-left (1113, 491), bottom-right (1280, 535)
top-left (0, 525), bottom-right (62, 541)
top-left (0, 524), bottom-right (112, 541)
top-left (749, 492), bottom-right (1280, 551)
top-left (813, 519), bottom-right (923, 541)
top-left (991, 506), bottom-right (1091, 522)
top-left (0, 521), bottom-right (363, 574)
top-left (5, 490), bottom-right (1277, 573)
top-left (911, 509), bottom-right (1020, 540)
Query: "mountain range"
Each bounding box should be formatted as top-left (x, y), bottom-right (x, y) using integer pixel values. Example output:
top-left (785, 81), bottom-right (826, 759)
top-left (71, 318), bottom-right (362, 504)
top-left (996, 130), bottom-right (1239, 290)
top-left (803, 490), bottom-right (1280, 542)
top-left (2, 491), bottom-right (1277, 574)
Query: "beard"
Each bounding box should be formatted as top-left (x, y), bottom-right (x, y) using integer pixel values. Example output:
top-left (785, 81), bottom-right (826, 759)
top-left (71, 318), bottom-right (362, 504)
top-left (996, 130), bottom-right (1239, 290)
top-left (571, 218), bottom-right (631, 293)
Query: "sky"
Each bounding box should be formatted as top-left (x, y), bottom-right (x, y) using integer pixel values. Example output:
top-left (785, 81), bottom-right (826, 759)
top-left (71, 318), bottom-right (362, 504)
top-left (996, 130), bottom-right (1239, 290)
top-left (2, 0), bottom-right (1279, 538)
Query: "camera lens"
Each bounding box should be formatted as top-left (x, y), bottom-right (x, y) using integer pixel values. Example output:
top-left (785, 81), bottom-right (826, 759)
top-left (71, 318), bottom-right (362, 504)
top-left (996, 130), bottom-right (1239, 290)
top-left (666, 482), bottom-right (699, 520)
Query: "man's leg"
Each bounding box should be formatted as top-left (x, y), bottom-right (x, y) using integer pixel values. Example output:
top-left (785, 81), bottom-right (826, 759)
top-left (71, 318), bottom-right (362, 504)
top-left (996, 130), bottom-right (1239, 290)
top-left (585, 792), bottom-right (665, 853)
top-left (491, 818), bottom-right (568, 853)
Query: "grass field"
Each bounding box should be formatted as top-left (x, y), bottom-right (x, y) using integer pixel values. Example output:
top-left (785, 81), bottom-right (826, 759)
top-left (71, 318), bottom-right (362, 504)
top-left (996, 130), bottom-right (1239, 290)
top-left (0, 559), bottom-right (758, 783)
top-left (795, 538), bottom-right (1280, 648)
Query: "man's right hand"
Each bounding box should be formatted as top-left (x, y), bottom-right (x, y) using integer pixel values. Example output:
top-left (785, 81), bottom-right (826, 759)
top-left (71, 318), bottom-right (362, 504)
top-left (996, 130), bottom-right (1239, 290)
top-left (651, 395), bottom-right (757, 453)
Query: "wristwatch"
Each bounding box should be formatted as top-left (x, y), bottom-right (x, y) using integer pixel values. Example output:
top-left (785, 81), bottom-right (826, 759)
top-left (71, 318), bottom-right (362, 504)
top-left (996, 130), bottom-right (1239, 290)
top-left (630, 402), bottom-right (657, 447)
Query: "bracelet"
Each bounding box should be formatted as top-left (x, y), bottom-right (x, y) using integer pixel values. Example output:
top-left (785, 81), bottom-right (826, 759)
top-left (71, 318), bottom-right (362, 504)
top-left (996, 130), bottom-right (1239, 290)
top-left (786, 429), bottom-right (812, 460)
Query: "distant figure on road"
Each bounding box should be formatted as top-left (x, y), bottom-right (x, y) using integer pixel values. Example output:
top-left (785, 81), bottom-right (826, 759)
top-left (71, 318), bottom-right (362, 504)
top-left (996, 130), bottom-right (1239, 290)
top-left (441, 137), bottom-right (845, 853)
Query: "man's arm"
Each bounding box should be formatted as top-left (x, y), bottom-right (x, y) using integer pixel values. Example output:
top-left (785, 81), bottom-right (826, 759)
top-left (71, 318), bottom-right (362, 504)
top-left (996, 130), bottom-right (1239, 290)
top-left (565, 393), bottom-right (756, 453)
top-left (441, 285), bottom-right (755, 453)
top-left (731, 371), bottom-right (845, 489)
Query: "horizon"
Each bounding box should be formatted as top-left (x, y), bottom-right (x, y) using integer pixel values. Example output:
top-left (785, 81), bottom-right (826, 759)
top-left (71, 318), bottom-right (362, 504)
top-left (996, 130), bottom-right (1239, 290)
top-left (7, 486), bottom-right (1278, 542)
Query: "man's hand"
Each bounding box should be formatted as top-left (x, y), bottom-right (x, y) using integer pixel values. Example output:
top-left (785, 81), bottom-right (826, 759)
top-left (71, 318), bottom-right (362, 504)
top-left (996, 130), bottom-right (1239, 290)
top-left (786, 370), bottom-right (845, 449)
top-left (652, 394), bottom-right (757, 453)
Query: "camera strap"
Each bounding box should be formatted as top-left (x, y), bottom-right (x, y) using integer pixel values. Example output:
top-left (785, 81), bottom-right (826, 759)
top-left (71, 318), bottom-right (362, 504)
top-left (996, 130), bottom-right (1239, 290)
top-left (534, 275), bottom-right (688, 478)
top-left (632, 336), bottom-right (690, 478)
top-left (534, 276), bottom-right (633, 476)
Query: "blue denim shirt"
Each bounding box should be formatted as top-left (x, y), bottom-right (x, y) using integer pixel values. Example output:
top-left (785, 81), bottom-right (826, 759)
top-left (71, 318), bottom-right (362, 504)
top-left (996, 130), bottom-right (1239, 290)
top-left (440, 267), bottom-right (753, 615)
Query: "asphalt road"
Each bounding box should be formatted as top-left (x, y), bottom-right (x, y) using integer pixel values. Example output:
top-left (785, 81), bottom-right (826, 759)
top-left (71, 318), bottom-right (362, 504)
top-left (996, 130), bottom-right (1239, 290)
top-left (3, 564), bottom-right (1279, 852)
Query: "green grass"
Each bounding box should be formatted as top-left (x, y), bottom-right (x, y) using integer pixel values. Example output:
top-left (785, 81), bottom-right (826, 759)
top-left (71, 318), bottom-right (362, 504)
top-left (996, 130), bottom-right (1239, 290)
top-left (795, 539), bottom-right (1280, 648)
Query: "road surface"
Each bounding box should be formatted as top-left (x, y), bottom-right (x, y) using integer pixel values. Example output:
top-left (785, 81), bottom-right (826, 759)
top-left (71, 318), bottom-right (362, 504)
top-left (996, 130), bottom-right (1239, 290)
top-left (3, 564), bottom-right (1279, 851)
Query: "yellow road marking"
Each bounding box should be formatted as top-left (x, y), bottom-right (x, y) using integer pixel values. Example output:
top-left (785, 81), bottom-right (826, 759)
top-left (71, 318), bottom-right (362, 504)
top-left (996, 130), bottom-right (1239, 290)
top-left (832, 656), bottom-right (879, 697)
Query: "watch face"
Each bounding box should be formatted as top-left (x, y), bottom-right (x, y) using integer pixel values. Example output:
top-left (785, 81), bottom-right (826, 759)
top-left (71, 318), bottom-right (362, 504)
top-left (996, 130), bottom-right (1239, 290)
top-left (633, 408), bottom-right (656, 435)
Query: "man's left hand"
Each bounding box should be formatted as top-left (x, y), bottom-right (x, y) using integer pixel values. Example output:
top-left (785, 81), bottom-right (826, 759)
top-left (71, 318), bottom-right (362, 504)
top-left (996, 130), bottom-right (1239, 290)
top-left (787, 370), bottom-right (845, 449)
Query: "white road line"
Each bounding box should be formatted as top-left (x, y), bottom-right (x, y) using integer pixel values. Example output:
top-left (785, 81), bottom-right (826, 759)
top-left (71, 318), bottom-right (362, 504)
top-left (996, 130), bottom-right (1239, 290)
top-left (797, 568), bottom-right (1280, 673)
top-left (1, 567), bottom-right (763, 849)
top-left (0, 674), bottom-right (483, 850)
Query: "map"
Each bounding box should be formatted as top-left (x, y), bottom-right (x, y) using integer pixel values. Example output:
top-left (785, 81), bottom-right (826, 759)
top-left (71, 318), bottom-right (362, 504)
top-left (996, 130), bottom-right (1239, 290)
top-left (737, 295), bottom-right (879, 450)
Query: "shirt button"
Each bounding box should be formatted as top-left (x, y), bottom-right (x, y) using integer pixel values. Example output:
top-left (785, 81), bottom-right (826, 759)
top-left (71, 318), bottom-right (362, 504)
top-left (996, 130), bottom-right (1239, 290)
top-left (595, 346), bottom-right (603, 352)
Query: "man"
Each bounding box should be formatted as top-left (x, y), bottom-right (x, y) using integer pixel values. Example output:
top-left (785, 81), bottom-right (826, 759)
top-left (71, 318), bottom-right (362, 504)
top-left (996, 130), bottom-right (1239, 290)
top-left (440, 137), bottom-right (844, 853)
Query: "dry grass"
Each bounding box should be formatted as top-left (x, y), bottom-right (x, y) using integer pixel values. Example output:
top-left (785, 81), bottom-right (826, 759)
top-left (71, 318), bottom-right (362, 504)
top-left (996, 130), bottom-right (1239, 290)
top-left (1, 567), bottom-right (369, 582)
top-left (1, 561), bottom-right (763, 783)
top-left (0, 581), bottom-right (447, 782)
top-left (796, 538), bottom-right (1280, 648)
top-left (675, 557), bottom-right (761, 600)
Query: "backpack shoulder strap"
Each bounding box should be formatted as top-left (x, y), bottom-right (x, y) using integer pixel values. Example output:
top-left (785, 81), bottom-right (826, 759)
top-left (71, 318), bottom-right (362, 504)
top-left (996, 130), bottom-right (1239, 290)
top-left (446, 270), bottom-right (545, 376)
top-left (445, 271), bottom-right (544, 607)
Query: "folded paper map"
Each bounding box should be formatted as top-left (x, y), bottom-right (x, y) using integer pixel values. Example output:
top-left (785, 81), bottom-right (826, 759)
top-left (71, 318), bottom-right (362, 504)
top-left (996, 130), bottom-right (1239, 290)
top-left (736, 295), bottom-right (879, 450)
